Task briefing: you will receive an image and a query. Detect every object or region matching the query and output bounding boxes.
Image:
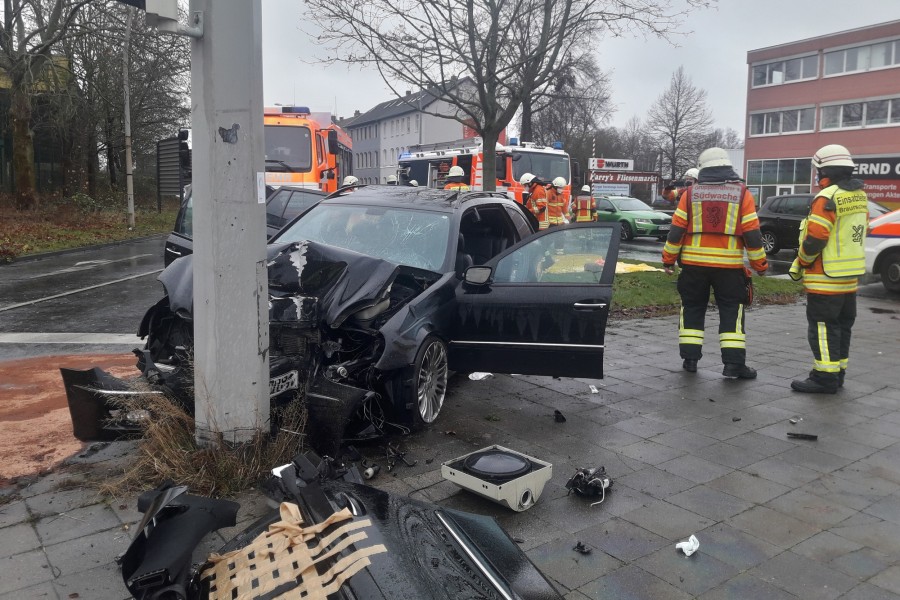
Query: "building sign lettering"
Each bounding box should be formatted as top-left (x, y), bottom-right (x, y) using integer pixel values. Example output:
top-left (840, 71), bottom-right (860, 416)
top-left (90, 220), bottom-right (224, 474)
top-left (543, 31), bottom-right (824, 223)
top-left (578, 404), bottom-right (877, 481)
top-left (589, 171), bottom-right (659, 185)
top-left (589, 158), bottom-right (634, 171)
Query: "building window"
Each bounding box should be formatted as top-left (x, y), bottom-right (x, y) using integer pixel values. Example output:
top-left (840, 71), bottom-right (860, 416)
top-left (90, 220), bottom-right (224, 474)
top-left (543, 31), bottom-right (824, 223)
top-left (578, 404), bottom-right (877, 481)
top-left (751, 54), bottom-right (817, 88)
top-left (746, 157), bottom-right (813, 205)
top-left (749, 107), bottom-right (815, 136)
top-left (820, 97), bottom-right (900, 129)
top-left (823, 38), bottom-right (900, 76)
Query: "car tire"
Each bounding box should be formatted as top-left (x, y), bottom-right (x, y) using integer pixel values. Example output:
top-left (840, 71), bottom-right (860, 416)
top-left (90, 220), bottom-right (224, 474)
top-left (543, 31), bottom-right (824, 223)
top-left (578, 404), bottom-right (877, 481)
top-left (880, 251), bottom-right (900, 293)
top-left (408, 335), bottom-right (448, 426)
top-left (620, 221), bottom-right (634, 241)
top-left (761, 229), bottom-right (779, 255)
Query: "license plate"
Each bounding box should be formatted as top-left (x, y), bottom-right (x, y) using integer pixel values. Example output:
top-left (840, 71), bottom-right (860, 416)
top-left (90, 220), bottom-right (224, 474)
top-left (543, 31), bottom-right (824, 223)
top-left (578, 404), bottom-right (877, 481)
top-left (658, 225), bottom-right (670, 231)
top-left (269, 370), bottom-right (299, 397)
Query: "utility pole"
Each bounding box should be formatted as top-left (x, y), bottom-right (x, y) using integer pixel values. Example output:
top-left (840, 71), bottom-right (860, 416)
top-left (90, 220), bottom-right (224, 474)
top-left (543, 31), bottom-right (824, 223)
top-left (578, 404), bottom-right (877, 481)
top-left (123, 8), bottom-right (135, 229)
top-left (189, 0), bottom-right (269, 444)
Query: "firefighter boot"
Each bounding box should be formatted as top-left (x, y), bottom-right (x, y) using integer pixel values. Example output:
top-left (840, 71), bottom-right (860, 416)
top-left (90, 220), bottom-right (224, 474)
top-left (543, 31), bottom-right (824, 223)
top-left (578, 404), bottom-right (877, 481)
top-left (682, 359), bottom-right (698, 373)
top-left (791, 371), bottom-right (838, 394)
top-left (722, 363), bottom-right (757, 379)
top-left (839, 369), bottom-right (846, 388)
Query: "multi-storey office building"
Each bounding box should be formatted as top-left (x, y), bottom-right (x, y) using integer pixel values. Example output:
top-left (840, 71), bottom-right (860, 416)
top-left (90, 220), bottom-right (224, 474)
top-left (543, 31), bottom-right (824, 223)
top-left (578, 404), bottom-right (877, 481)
top-left (745, 20), bottom-right (900, 210)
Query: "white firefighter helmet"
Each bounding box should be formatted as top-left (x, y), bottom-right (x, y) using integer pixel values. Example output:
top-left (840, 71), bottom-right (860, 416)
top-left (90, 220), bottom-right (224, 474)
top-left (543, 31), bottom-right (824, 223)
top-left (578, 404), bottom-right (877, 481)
top-left (448, 165), bottom-right (465, 178)
top-left (409, 179), bottom-right (419, 187)
top-left (519, 172), bottom-right (536, 186)
top-left (552, 176), bottom-right (567, 188)
top-left (581, 185), bottom-right (591, 193)
top-left (386, 174), bottom-right (397, 184)
top-left (342, 175), bottom-right (359, 186)
top-left (812, 144), bottom-right (856, 169)
top-left (683, 168), bottom-right (699, 180)
top-left (697, 147), bottom-right (732, 170)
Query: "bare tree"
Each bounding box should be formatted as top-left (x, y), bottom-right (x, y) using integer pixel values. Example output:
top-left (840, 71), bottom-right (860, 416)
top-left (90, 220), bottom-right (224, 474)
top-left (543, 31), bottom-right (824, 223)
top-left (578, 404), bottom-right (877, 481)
top-left (0, 0), bottom-right (91, 208)
top-left (527, 54), bottom-right (614, 146)
top-left (58, 2), bottom-right (189, 192)
top-left (305, 0), bottom-right (712, 190)
top-left (702, 126), bottom-right (743, 150)
top-left (645, 65), bottom-right (713, 180)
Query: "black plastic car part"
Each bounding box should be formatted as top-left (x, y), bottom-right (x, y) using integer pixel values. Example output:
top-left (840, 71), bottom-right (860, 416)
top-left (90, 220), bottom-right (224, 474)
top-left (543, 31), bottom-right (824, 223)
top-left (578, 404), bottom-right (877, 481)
top-left (120, 483), bottom-right (239, 600)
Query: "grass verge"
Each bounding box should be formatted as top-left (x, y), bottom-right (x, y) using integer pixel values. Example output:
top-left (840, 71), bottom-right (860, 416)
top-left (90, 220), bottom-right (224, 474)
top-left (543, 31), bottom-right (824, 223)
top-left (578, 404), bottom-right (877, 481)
top-left (0, 196), bottom-right (180, 262)
top-left (612, 261), bottom-right (803, 319)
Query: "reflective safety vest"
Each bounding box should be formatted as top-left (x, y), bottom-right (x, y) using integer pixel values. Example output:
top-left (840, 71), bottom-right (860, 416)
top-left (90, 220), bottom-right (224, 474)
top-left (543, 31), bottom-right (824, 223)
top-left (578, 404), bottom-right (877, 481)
top-left (800, 185), bottom-right (867, 280)
top-left (686, 183), bottom-right (745, 236)
top-left (444, 182), bottom-right (470, 191)
top-left (574, 194), bottom-right (595, 222)
top-left (528, 184), bottom-right (549, 229)
top-left (546, 187), bottom-right (568, 225)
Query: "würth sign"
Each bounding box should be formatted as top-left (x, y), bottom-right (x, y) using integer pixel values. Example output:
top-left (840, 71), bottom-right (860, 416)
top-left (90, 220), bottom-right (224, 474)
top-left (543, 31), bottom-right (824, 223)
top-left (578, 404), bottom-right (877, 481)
top-left (589, 158), bottom-right (634, 171)
top-left (590, 171), bottom-right (660, 185)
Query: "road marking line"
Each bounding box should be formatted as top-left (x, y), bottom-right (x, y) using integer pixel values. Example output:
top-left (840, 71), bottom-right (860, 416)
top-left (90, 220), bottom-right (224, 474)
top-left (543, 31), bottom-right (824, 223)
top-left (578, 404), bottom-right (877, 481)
top-left (24, 255), bottom-right (154, 280)
top-left (0, 333), bottom-right (143, 345)
top-left (0, 269), bottom-right (163, 313)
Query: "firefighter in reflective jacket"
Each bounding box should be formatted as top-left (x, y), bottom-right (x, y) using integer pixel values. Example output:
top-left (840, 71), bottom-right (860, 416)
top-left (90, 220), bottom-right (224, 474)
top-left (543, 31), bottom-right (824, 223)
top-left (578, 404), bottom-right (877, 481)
top-left (662, 147), bottom-right (768, 379)
top-left (574, 185), bottom-right (596, 222)
top-left (444, 165), bottom-right (470, 191)
top-left (520, 172), bottom-right (548, 228)
top-left (789, 144), bottom-right (868, 394)
top-left (546, 177), bottom-right (569, 226)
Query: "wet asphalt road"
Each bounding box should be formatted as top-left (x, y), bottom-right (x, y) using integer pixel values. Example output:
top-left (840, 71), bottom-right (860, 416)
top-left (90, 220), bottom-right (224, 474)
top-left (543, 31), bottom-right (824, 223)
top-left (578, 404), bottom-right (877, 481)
top-left (0, 235), bottom-right (894, 361)
top-left (0, 237), bottom-right (166, 360)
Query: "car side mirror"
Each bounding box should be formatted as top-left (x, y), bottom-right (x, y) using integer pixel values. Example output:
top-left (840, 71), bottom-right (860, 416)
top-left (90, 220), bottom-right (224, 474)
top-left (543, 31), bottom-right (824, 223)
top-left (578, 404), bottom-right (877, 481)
top-left (464, 266), bottom-right (492, 286)
top-left (604, 207), bottom-right (615, 212)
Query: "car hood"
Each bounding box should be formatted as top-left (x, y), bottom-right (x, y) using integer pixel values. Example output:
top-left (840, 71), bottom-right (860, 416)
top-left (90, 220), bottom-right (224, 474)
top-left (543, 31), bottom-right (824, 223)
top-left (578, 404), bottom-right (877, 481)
top-left (160, 241), bottom-right (415, 329)
top-left (623, 210), bottom-right (669, 220)
top-left (267, 241), bottom-right (404, 328)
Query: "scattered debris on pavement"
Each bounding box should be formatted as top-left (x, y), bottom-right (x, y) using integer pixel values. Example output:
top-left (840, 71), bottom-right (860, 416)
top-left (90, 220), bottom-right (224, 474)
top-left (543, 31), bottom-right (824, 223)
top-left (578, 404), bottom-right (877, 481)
top-left (554, 410), bottom-right (567, 423)
top-left (789, 417), bottom-right (803, 425)
top-left (573, 541), bottom-right (592, 555)
top-left (384, 443), bottom-right (417, 471)
top-left (468, 372), bottom-right (494, 381)
top-left (442, 445), bottom-right (552, 511)
top-left (676, 534), bottom-right (700, 557)
top-left (787, 432), bottom-right (818, 441)
top-left (589, 385), bottom-right (600, 394)
top-left (732, 417), bottom-right (741, 422)
top-left (565, 466), bottom-right (612, 507)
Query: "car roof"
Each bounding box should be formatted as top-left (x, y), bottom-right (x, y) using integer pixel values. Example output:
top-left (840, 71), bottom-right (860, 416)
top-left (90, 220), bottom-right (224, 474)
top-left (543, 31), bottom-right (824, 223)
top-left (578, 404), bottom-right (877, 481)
top-left (271, 186), bottom-right (327, 196)
top-left (323, 184), bottom-right (515, 211)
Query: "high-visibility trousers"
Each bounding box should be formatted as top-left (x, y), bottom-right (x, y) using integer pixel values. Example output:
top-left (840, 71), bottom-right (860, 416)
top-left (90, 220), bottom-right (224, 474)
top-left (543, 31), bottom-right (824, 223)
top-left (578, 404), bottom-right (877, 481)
top-left (806, 292), bottom-right (856, 381)
top-left (676, 265), bottom-right (747, 365)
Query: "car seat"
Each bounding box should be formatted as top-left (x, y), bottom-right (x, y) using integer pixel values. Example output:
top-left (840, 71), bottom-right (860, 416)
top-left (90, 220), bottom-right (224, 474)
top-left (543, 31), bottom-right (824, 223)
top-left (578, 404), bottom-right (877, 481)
top-left (455, 233), bottom-right (474, 275)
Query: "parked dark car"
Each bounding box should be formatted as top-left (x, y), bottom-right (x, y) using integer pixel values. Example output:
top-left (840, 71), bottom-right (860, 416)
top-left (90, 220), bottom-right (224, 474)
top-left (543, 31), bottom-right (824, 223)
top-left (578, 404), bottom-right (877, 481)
top-left (163, 185), bottom-right (325, 266)
top-left (757, 193), bottom-right (889, 255)
top-left (141, 185), bottom-right (621, 452)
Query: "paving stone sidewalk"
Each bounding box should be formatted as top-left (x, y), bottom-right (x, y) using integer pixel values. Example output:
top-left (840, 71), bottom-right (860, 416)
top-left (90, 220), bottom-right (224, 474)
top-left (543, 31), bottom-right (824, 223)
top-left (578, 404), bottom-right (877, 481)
top-left (2, 295), bottom-right (899, 599)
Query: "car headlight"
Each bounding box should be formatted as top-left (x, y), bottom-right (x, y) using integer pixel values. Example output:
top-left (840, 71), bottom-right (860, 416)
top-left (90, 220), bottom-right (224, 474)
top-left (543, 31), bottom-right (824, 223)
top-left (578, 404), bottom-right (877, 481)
top-left (635, 219), bottom-right (651, 224)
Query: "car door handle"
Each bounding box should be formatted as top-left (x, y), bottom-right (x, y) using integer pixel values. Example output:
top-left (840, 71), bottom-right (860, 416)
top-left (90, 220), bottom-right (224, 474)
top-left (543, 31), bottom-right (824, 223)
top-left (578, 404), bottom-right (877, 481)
top-left (574, 302), bottom-right (607, 310)
top-left (166, 247), bottom-right (182, 256)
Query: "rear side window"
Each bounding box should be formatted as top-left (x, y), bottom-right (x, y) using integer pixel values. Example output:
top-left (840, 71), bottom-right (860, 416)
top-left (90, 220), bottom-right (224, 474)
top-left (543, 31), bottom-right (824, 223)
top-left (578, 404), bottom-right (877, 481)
top-left (176, 195), bottom-right (193, 237)
top-left (283, 192), bottom-right (323, 222)
top-left (784, 197), bottom-right (811, 215)
top-left (765, 198), bottom-right (783, 213)
top-left (266, 190), bottom-right (293, 228)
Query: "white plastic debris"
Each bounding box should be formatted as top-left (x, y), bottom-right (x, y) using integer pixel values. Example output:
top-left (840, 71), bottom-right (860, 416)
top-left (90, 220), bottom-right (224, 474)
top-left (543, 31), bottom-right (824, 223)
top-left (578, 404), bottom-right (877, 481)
top-left (589, 385), bottom-right (599, 394)
top-left (469, 372), bottom-right (494, 381)
top-left (676, 534), bottom-right (699, 557)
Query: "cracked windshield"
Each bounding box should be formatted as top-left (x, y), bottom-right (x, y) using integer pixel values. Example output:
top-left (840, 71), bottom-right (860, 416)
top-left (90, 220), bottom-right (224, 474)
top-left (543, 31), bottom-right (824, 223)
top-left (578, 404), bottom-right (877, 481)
top-left (277, 204), bottom-right (450, 271)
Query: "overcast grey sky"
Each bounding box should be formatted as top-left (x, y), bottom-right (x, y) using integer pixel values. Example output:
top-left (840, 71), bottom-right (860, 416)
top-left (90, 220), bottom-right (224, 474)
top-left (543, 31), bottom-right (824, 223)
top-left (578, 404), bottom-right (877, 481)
top-left (261, 1), bottom-right (900, 138)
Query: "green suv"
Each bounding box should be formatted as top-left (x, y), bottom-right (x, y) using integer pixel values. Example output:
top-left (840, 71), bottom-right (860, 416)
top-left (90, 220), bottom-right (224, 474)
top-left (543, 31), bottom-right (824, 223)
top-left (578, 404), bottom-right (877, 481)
top-left (595, 195), bottom-right (673, 241)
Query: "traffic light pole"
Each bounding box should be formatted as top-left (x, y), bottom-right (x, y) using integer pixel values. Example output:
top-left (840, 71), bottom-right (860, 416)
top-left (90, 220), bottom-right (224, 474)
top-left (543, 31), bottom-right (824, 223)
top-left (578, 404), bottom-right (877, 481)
top-left (189, 0), bottom-right (269, 444)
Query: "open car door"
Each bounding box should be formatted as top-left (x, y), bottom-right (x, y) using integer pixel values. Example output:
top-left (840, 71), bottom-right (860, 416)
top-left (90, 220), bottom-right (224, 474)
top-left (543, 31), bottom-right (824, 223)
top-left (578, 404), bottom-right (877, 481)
top-left (448, 222), bottom-right (620, 378)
